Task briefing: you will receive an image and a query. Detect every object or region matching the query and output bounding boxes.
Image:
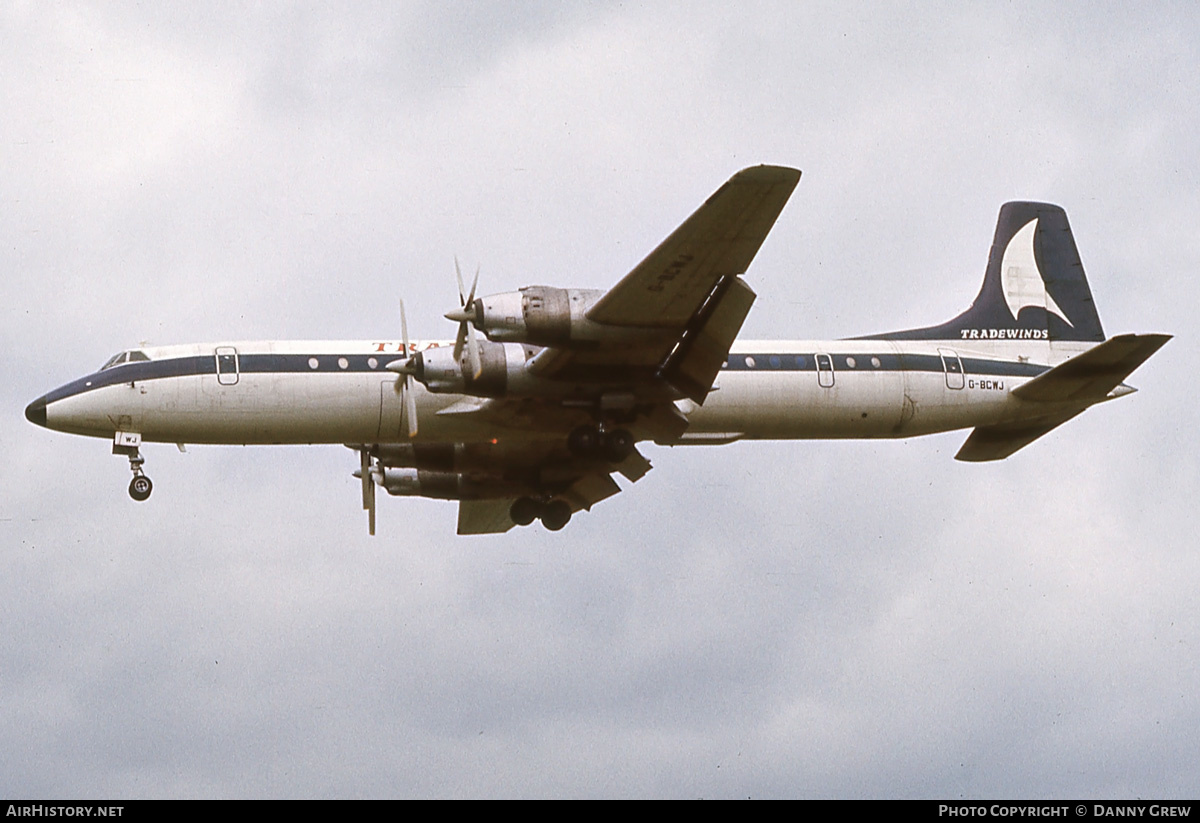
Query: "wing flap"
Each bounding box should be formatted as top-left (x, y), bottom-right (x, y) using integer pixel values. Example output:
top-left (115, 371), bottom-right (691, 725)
top-left (614, 447), bottom-right (652, 482)
top-left (456, 498), bottom-right (518, 535)
top-left (561, 471), bottom-right (622, 512)
top-left (587, 165), bottom-right (799, 328)
top-left (658, 275), bottom-right (756, 403)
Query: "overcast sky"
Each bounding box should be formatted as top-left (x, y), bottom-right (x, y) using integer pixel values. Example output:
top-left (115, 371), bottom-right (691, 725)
top-left (3, 1), bottom-right (1197, 798)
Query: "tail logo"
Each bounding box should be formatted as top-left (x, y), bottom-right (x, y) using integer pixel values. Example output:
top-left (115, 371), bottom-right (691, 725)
top-left (999, 218), bottom-right (1074, 328)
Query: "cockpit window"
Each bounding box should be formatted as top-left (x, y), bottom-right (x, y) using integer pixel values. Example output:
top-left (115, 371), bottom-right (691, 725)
top-left (100, 350), bottom-right (152, 370)
top-left (100, 352), bottom-right (127, 370)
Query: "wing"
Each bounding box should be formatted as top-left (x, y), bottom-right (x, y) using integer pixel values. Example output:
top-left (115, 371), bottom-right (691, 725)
top-left (587, 165), bottom-right (801, 327)
top-left (367, 431), bottom-right (655, 535)
top-left (373, 168), bottom-right (800, 534)
top-left (529, 165), bottom-right (800, 403)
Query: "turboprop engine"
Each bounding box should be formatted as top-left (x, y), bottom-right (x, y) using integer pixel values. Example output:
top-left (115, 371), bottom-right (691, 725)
top-left (396, 340), bottom-right (544, 398)
top-left (449, 286), bottom-right (659, 348)
top-left (378, 468), bottom-right (526, 501)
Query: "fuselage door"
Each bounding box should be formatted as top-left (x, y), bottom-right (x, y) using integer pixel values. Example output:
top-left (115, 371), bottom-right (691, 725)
top-left (939, 348), bottom-right (965, 390)
top-left (815, 353), bottom-right (835, 388)
top-left (215, 346), bottom-right (240, 386)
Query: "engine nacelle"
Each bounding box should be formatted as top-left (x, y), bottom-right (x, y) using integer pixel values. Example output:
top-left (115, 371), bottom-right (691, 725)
top-left (405, 340), bottom-right (541, 398)
top-left (463, 286), bottom-right (655, 348)
top-left (374, 443), bottom-right (495, 472)
top-left (472, 287), bottom-right (589, 345)
top-left (378, 468), bottom-right (525, 500)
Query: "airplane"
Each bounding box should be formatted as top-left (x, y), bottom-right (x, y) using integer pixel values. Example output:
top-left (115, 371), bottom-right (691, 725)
top-left (24, 165), bottom-right (1170, 535)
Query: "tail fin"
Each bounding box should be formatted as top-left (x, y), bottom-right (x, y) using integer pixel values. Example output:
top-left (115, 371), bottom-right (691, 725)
top-left (876, 202), bottom-right (1105, 342)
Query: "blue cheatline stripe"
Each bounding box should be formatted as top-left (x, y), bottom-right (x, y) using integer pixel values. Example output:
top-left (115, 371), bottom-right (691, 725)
top-left (720, 352), bottom-right (1048, 378)
top-left (42, 349), bottom-right (1051, 402)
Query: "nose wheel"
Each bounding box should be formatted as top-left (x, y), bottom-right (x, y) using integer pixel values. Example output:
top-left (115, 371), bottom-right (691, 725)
top-left (129, 473), bottom-right (153, 502)
top-left (126, 452), bottom-right (153, 501)
top-left (114, 432), bottom-right (153, 502)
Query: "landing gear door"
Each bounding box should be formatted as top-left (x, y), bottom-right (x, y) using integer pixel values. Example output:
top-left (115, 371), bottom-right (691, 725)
top-left (939, 348), bottom-right (965, 390)
top-left (815, 352), bottom-right (835, 388)
top-left (215, 347), bottom-right (239, 386)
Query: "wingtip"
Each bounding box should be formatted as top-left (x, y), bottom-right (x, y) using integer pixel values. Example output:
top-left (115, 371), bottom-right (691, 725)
top-left (734, 164), bottom-right (802, 184)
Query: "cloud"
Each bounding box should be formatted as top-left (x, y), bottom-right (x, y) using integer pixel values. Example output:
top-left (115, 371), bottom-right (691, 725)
top-left (3, 2), bottom-right (1197, 798)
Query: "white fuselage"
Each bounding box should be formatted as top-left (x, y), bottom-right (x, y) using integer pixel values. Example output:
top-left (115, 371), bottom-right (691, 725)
top-left (38, 337), bottom-right (1091, 447)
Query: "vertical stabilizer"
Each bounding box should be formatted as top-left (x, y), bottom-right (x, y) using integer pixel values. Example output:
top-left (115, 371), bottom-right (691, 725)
top-left (875, 202), bottom-right (1105, 342)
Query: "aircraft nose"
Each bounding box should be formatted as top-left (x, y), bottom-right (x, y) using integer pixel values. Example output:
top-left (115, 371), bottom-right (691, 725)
top-left (25, 395), bottom-right (47, 428)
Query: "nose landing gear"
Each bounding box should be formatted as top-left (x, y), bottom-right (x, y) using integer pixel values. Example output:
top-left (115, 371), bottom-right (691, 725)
top-left (113, 431), bottom-right (152, 502)
top-left (128, 471), bottom-right (153, 502)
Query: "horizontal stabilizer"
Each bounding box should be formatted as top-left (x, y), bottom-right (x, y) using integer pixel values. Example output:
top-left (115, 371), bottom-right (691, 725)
top-left (958, 333), bottom-right (1169, 461)
top-left (1013, 333), bottom-right (1171, 403)
top-left (955, 410), bottom-right (1085, 462)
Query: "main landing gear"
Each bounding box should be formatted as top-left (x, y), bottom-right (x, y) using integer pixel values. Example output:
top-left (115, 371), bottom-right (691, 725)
top-left (567, 424), bottom-right (634, 463)
top-left (510, 497), bottom-right (573, 531)
top-left (113, 431), bottom-right (152, 502)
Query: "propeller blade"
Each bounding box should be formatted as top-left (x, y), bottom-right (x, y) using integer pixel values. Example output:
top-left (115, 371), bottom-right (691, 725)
top-left (404, 378), bottom-right (418, 438)
top-left (453, 314), bottom-right (468, 360)
top-left (449, 260), bottom-right (483, 379)
top-left (360, 449), bottom-right (371, 509)
top-left (466, 264), bottom-right (480, 305)
top-left (354, 459), bottom-right (377, 536)
top-left (467, 325), bottom-right (482, 380)
top-left (367, 478), bottom-right (375, 536)
top-left (400, 298), bottom-right (412, 357)
top-left (395, 300), bottom-right (419, 436)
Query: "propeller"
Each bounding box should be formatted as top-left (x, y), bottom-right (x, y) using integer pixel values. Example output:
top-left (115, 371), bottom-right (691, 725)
top-left (385, 300), bottom-right (419, 438)
top-left (446, 258), bottom-right (483, 380)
